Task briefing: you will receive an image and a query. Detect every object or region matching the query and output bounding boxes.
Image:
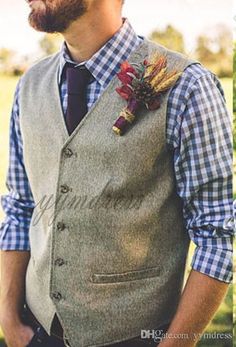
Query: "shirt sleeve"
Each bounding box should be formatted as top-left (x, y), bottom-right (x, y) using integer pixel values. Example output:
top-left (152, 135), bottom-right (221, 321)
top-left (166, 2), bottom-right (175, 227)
top-left (167, 64), bottom-right (234, 283)
top-left (0, 79), bottom-right (35, 251)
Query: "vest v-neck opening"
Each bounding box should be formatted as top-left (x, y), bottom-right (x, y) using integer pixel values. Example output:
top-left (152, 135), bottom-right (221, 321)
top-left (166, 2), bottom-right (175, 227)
top-left (53, 38), bottom-right (150, 148)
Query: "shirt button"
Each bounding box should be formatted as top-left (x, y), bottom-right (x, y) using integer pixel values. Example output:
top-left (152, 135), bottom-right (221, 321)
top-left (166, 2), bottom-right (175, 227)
top-left (56, 222), bottom-right (66, 231)
top-left (64, 148), bottom-right (73, 158)
top-left (54, 258), bottom-right (65, 266)
top-left (52, 291), bottom-right (62, 301)
top-left (60, 184), bottom-right (70, 193)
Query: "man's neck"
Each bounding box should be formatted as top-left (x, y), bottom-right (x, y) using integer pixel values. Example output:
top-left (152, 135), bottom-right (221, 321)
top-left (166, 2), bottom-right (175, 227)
top-left (62, 3), bottom-right (123, 63)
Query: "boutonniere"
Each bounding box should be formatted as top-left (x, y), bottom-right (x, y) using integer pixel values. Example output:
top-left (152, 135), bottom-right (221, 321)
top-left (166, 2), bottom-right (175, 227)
top-left (112, 54), bottom-right (183, 136)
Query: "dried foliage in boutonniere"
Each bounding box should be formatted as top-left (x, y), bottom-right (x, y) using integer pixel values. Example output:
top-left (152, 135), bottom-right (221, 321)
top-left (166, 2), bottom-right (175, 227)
top-left (113, 54), bottom-right (183, 135)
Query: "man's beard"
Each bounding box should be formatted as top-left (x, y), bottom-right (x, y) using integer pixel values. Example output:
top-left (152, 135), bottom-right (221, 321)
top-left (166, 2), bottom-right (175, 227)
top-left (28, 0), bottom-right (88, 33)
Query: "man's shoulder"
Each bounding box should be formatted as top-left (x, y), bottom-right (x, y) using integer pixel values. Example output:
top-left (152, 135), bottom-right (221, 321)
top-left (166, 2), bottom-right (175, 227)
top-left (168, 62), bottom-right (224, 113)
top-left (181, 63), bottom-right (221, 104)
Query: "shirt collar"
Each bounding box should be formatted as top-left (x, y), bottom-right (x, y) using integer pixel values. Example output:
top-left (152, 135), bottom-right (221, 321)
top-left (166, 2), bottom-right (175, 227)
top-left (58, 18), bottom-right (143, 88)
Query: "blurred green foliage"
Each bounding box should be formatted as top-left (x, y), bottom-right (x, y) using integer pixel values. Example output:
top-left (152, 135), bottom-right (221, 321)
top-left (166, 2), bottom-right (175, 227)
top-left (39, 33), bottom-right (63, 56)
top-left (149, 25), bottom-right (185, 53)
top-left (150, 24), bottom-right (232, 78)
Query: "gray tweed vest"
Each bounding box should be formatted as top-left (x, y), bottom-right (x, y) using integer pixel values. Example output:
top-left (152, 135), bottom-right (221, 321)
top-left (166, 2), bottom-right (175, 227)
top-left (19, 38), bottom-right (194, 347)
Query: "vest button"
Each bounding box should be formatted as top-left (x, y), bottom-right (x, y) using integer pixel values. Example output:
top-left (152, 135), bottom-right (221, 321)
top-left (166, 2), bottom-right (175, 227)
top-left (64, 148), bottom-right (73, 158)
top-left (52, 291), bottom-right (62, 301)
top-left (60, 184), bottom-right (70, 193)
top-left (54, 258), bottom-right (65, 266)
top-left (56, 222), bottom-right (66, 231)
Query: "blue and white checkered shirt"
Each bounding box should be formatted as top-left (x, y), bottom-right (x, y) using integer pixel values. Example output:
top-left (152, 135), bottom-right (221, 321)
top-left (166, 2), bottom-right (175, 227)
top-left (0, 19), bottom-right (234, 283)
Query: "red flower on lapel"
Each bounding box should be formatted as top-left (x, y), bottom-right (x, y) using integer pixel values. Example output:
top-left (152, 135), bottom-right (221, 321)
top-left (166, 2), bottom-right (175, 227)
top-left (112, 54), bottom-right (183, 136)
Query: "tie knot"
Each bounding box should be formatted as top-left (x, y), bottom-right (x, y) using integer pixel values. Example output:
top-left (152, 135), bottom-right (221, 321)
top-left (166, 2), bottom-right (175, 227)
top-left (66, 65), bottom-right (92, 95)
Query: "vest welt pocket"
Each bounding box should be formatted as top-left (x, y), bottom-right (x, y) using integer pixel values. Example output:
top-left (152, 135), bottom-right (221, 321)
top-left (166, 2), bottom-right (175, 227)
top-left (90, 266), bottom-right (160, 284)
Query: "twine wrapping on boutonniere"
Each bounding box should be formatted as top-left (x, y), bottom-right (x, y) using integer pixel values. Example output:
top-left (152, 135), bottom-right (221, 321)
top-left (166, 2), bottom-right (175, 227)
top-left (112, 54), bottom-right (183, 136)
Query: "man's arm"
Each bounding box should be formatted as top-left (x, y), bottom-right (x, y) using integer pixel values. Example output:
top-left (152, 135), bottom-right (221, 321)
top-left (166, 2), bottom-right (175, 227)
top-left (158, 270), bottom-right (229, 347)
top-left (0, 251), bottom-right (35, 347)
top-left (0, 251), bottom-right (30, 323)
top-left (0, 81), bottom-right (35, 347)
top-left (163, 66), bottom-right (234, 346)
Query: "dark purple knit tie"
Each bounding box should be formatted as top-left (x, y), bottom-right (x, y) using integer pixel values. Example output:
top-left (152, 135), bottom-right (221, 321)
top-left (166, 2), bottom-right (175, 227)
top-left (66, 66), bottom-right (91, 135)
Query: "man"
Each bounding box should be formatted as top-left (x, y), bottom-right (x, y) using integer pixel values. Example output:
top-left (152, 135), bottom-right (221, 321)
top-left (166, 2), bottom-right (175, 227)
top-left (0, 0), bottom-right (233, 346)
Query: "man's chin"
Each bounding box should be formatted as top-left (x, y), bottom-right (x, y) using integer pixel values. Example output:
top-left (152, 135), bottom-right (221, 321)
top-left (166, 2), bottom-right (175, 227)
top-left (28, 3), bottom-right (53, 33)
top-left (28, 14), bottom-right (49, 33)
top-left (27, 0), bottom-right (87, 34)
top-left (28, 13), bottom-right (64, 34)
top-left (28, 0), bottom-right (47, 28)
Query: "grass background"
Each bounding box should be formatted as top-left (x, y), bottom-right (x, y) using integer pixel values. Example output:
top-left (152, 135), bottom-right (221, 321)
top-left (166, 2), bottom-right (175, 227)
top-left (0, 75), bottom-right (234, 347)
